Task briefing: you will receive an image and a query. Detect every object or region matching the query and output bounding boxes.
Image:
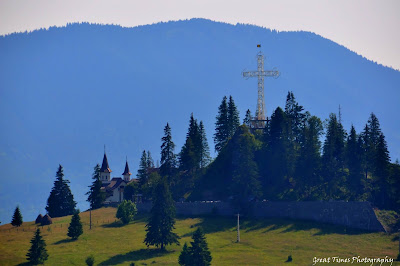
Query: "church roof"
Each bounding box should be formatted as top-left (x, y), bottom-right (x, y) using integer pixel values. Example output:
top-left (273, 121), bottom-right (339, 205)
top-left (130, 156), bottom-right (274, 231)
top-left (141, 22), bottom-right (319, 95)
top-left (100, 153), bottom-right (112, 173)
top-left (103, 177), bottom-right (126, 191)
top-left (122, 160), bottom-right (131, 175)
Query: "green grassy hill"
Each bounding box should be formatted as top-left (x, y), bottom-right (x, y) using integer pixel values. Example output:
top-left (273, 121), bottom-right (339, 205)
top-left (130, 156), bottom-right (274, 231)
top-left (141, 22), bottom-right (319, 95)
top-left (0, 207), bottom-right (398, 265)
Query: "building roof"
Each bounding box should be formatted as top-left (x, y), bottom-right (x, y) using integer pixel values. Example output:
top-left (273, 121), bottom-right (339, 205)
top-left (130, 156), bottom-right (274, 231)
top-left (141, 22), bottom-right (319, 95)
top-left (100, 153), bottom-right (112, 173)
top-left (103, 177), bottom-right (127, 191)
top-left (122, 160), bottom-right (131, 175)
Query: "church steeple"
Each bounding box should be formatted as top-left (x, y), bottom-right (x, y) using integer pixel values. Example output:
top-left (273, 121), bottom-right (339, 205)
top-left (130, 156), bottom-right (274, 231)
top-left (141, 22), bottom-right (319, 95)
top-left (100, 150), bottom-right (112, 183)
top-left (122, 158), bottom-right (131, 182)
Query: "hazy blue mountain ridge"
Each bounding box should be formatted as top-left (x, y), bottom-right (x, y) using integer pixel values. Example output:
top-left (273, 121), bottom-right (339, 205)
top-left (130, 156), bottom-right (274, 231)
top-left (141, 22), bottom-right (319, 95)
top-left (0, 19), bottom-right (399, 223)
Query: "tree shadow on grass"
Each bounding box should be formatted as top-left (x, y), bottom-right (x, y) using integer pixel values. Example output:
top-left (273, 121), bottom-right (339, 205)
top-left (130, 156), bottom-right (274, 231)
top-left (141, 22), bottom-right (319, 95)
top-left (98, 248), bottom-right (172, 265)
top-left (17, 262), bottom-right (30, 266)
top-left (179, 215), bottom-right (235, 237)
top-left (102, 220), bottom-right (125, 228)
top-left (53, 238), bottom-right (76, 245)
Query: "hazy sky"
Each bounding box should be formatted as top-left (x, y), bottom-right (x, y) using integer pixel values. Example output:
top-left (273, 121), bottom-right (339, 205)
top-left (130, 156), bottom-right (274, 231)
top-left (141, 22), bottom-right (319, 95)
top-left (1, 0), bottom-right (399, 70)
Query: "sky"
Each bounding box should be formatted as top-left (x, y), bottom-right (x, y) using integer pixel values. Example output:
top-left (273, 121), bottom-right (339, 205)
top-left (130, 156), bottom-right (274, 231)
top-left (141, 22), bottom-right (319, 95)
top-left (0, 0), bottom-right (399, 70)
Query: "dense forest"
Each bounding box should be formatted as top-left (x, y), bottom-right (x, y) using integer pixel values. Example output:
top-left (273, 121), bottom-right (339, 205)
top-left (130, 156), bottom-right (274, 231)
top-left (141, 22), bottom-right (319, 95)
top-left (131, 92), bottom-right (400, 213)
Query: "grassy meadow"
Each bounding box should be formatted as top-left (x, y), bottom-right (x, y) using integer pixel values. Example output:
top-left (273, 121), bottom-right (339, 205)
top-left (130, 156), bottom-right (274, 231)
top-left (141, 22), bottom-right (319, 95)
top-left (0, 207), bottom-right (398, 265)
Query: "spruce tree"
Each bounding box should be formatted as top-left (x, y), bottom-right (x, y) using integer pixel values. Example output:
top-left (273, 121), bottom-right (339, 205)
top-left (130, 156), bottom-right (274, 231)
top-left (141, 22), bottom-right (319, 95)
top-left (160, 123), bottom-right (177, 179)
top-left (180, 114), bottom-right (201, 171)
top-left (86, 164), bottom-right (105, 210)
top-left (373, 133), bottom-right (390, 208)
top-left (147, 151), bottom-right (155, 169)
top-left (46, 165), bottom-right (76, 218)
top-left (11, 206), bottom-right (23, 227)
top-left (199, 121), bottom-right (211, 168)
top-left (294, 115), bottom-right (323, 200)
top-left (68, 211), bottom-right (83, 240)
top-left (144, 177), bottom-right (180, 250)
top-left (188, 227), bottom-right (212, 266)
top-left (345, 125), bottom-right (364, 200)
top-left (263, 107), bottom-right (290, 199)
top-left (243, 109), bottom-right (252, 128)
top-left (137, 150), bottom-right (149, 190)
top-left (26, 228), bottom-right (48, 265)
top-left (179, 242), bottom-right (191, 266)
top-left (230, 125), bottom-right (262, 212)
top-left (227, 95), bottom-right (240, 138)
top-left (322, 114), bottom-right (347, 199)
top-left (214, 96), bottom-right (229, 153)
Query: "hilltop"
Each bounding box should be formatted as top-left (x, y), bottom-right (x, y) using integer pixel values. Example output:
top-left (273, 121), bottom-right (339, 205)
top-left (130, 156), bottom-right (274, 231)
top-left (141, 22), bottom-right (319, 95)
top-left (0, 207), bottom-right (398, 265)
top-left (0, 19), bottom-right (399, 222)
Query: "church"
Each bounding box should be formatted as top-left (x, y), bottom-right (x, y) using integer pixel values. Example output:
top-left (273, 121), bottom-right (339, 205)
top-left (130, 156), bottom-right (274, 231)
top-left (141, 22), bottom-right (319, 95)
top-left (99, 152), bottom-right (136, 203)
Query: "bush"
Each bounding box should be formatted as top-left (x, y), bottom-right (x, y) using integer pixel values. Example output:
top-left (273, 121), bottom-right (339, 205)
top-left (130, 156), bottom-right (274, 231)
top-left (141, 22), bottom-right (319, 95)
top-left (116, 200), bottom-right (137, 224)
top-left (85, 255), bottom-right (95, 266)
top-left (286, 255), bottom-right (293, 262)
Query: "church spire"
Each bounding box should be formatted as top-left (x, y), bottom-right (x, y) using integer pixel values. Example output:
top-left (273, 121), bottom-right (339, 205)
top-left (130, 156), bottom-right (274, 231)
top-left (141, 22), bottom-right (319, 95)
top-left (122, 158), bottom-right (131, 182)
top-left (100, 152), bottom-right (112, 173)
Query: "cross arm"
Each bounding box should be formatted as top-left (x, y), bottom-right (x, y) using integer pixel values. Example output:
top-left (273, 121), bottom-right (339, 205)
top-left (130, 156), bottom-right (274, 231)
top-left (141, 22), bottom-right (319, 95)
top-left (242, 70), bottom-right (280, 78)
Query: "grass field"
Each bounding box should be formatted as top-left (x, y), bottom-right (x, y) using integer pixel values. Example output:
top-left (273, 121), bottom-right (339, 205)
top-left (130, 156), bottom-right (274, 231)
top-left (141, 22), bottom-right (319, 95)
top-left (0, 207), bottom-right (399, 265)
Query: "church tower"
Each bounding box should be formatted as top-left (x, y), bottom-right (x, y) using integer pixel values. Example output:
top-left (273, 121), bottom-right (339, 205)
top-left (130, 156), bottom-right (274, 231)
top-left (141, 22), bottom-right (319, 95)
top-left (100, 152), bottom-right (112, 183)
top-left (122, 159), bottom-right (131, 182)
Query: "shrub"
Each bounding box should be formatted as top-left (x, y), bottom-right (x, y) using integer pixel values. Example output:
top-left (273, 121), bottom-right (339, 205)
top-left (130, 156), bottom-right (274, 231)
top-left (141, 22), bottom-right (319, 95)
top-left (116, 200), bottom-right (137, 224)
top-left (85, 255), bottom-right (95, 266)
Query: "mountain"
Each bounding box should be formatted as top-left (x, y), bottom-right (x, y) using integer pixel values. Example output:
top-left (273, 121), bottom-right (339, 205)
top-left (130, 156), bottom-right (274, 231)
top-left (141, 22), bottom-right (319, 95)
top-left (0, 19), bottom-right (399, 223)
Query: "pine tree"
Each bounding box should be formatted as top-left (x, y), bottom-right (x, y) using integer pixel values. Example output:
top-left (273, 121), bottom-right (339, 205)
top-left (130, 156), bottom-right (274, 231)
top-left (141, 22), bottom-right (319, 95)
top-left (322, 114), bottom-right (347, 199)
top-left (188, 227), bottom-right (212, 266)
top-left (68, 211), bottom-right (83, 240)
top-left (230, 125), bottom-right (262, 212)
top-left (144, 177), bottom-right (180, 250)
top-left (214, 96), bottom-right (229, 153)
top-left (137, 150), bottom-right (149, 190)
top-left (86, 164), bottom-right (105, 210)
top-left (199, 121), bottom-right (211, 168)
top-left (147, 151), bottom-right (155, 169)
top-left (160, 123), bottom-right (177, 179)
top-left (180, 114), bottom-right (201, 171)
top-left (373, 133), bottom-right (390, 208)
top-left (227, 95), bottom-right (240, 138)
top-left (294, 115), bottom-right (323, 200)
top-left (179, 242), bottom-right (191, 266)
top-left (345, 125), bottom-right (364, 200)
top-left (26, 228), bottom-right (48, 264)
top-left (243, 109), bottom-right (252, 128)
top-left (46, 165), bottom-right (76, 218)
top-left (11, 206), bottom-right (23, 227)
top-left (263, 107), bottom-right (290, 199)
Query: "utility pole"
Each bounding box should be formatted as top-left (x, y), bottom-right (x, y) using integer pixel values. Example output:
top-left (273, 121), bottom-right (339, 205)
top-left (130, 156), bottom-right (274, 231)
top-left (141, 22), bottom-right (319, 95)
top-left (90, 208), bottom-right (92, 230)
top-left (237, 213), bottom-right (240, 243)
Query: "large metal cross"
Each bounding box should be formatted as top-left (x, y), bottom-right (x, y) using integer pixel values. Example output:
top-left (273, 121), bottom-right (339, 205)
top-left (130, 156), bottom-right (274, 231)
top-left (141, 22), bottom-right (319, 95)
top-left (242, 50), bottom-right (279, 125)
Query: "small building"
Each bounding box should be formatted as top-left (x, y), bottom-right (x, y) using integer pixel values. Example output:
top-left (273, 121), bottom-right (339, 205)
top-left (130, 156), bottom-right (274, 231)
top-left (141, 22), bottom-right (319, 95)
top-left (100, 152), bottom-right (134, 203)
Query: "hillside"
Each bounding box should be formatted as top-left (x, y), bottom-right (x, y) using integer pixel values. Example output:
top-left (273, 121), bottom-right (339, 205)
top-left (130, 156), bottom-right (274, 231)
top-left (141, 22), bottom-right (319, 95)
top-left (0, 19), bottom-right (399, 222)
top-left (0, 207), bottom-right (398, 265)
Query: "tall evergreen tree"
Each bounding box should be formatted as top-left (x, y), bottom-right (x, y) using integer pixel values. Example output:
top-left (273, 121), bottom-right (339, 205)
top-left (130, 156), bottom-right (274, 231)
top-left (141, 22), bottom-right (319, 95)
top-left (11, 206), bottom-right (23, 227)
top-left (199, 121), bottom-right (211, 168)
top-left (180, 114), bottom-right (201, 171)
top-left (46, 165), bottom-right (76, 218)
top-left (144, 177), bottom-right (180, 250)
top-left (227, 95), bottom-right (240, 138)
top-left (285, 91), bottom-right (306, 143)
top-left (68, 211), bottom-right (83, 240)
top-left (322, 114), bottom-right (347, 199)
top-left (86, 164), bottom-right (105, 210)
top-left (345, 125), bottom-right (364, 200)
top-left (137, 150), bottom-right (149, 189)
top-left (373, 133), bottom-right (390, 208)
top-left (26, 229), bottom-right (48, 265)
top-left (230, 125), bottom-right (262, 212)
top-left (263, 107), bottom-right (290, 199)
top-left (214, 96), bottom-right (229, 153)
top-left (179, 242), bottom-right (191, 266)
top-left (294, 115), bottom-right (323, 200)
top-left (147, 151), bottom-right (155, 169)
top-left (160, 123), bottom-right (177, 179)
top-left (243, 109), bottom-right (252, 128)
